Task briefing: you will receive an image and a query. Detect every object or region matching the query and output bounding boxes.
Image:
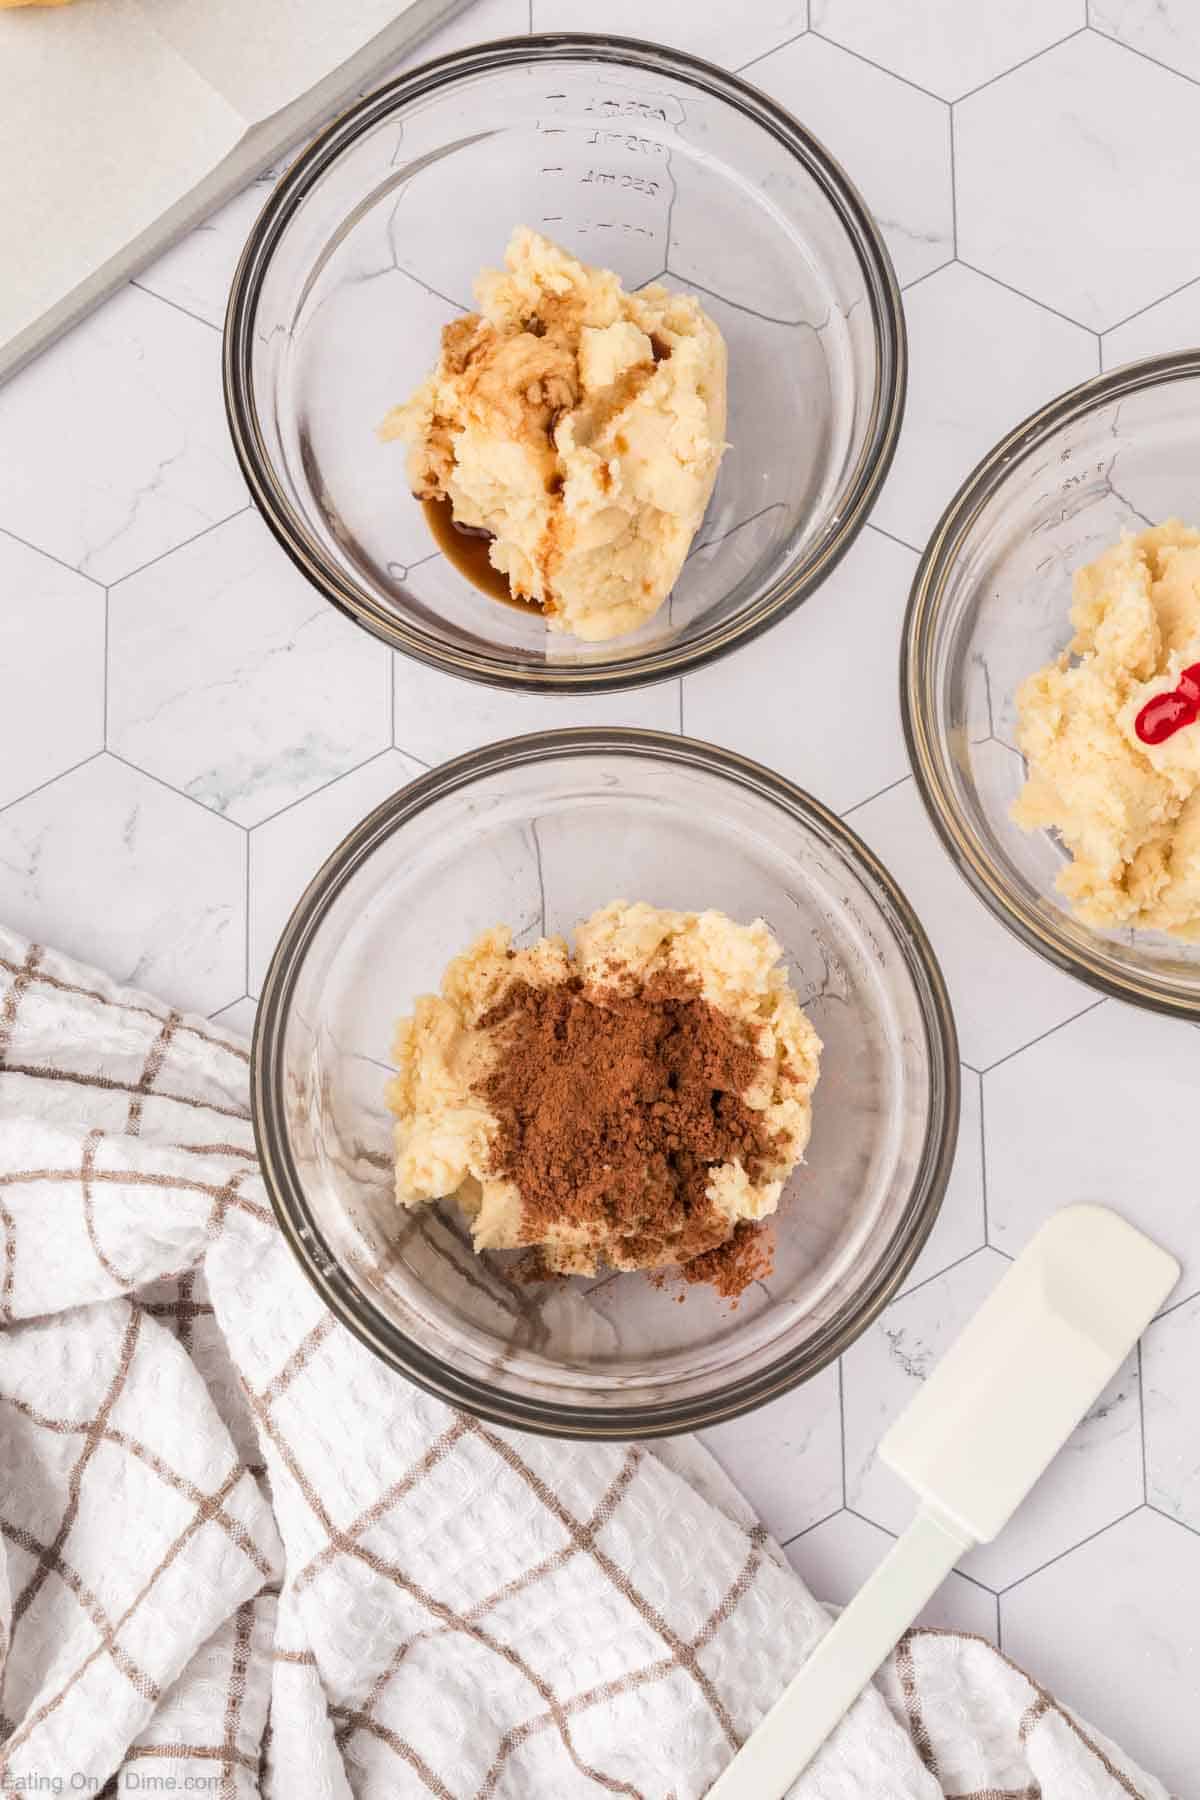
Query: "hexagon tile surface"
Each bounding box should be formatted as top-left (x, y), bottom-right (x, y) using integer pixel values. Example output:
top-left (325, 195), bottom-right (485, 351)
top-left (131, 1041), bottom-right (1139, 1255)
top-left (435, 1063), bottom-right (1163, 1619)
top-left (108, 509), bottom-right (392, 827)
top-left (846, 777), bottom-right (1092, 1069)
top-left (248, 749), bottom-right (425, 995)
top-left (956, 31), bottom-right (1200, 330)
top-left (810, 0), bottom-right (1082, 101)
top-left (985, 1000), bottom-right (1200, 1294)
top-left (749, 33), bottom-right (953, 287)
top-left (0, 757), bottom-right (244, 1015)
top-left (683, 525), bottom-right (913, 813)
top-left (534, 0), bottom-right (806, 69)
top-left (0, 534), bottom-right (104, 809)
top-left (1143, 1295), bottom-right (1200, 1532)
top-left (0, 283), bottom-right (244, 583)
top-left (869, 262), bottom-right (1097, 550)
top-left (1002, 1510), bottom-right (1200, 1797)
top-left (6, 6), bottom-right (1200, 1790)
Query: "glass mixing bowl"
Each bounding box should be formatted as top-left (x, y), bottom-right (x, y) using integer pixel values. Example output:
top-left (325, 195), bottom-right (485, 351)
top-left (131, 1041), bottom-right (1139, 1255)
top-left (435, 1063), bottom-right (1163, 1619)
top-left (224, 34), bottom-right (905, 693)
top-left (904, 351), bottom-right (1200, 1020)
top-left (252, 730), bottom-right (959, 1438)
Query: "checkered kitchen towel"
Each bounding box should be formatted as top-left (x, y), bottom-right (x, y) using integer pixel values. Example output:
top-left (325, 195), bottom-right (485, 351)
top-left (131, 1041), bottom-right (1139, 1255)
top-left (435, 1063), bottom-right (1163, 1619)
top-left (0, 926), bottom-right (1169, 1799)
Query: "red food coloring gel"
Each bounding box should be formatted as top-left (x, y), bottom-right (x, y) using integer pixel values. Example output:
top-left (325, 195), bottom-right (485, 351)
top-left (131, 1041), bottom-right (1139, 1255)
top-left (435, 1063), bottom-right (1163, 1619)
top-left (1135, 662), bottom-right (1200, 746)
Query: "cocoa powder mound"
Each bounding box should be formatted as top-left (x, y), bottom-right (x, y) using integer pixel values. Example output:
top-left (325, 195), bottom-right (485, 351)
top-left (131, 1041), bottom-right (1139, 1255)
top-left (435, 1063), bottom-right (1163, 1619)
top-left (476, 975), bottom-right (781, 1297)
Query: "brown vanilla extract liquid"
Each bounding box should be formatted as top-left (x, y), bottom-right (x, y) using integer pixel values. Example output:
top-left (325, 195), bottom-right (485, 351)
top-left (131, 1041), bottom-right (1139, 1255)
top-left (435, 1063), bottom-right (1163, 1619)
top-left (421, 496), bottom-right (542, 616)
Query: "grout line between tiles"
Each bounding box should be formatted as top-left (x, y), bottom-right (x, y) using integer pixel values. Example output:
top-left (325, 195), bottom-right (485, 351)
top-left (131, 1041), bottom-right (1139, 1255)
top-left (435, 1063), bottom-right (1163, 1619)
top-left (130, 281), bottom-right (222, 335)
top-left (837, 1357), bottom-right (847, 1508)
top-left (1092, 26), bottom-right (1200, 97)
top-left (779, 1505), bottom-right (843, 1552)
top-left (981, 998), bottom-right (1107, 1075)
top-left (0, 751), bottom-right (106, 819)
top-left (953, 24), bottom-right (1089, 107)
top-left (948, 106), bottom-right (959, 258)
top-left (840, 772), bottom-right (910, 820)
top-left (393, 741), bottom-right (432, 771)
top-left (244, 834), bottom-right (251, 998)
top-left (978, 1071), bottom-right (989, 1246)
top-left (251, 744), bottom-right (399, 833)
top-left (1145, 1502), bottom-right (1200, 1542)
top-left (105, 747), bottom-right (253, 831)
top-left (898, 1243), bottom-right (992, 1306)
top-left (901, 256), bottom-right (955, 293)
top-left (102, 587), bottom-right (111, 750)
top-left (808, 28), bottom-right (948, 106)
top-left (106, 503), bottom-right (254, 590)
top-left (1104, 271), bottom-right (1200, 342)
top-left (865, 520), bottom-right (922, 557)
top-left (735, 27), bottom-right (806, 77)
top-left (0, 525), bottom-right (106, 590)
top-left (998, 1502), bottom-right (1146, 1596)
top-left (1136, 1339), bottom-right (1149, 1505)
top-left (1153, 1287), bottom-right (1199, 1323)
top-left (954, 257), bottom-right (1098, 334)
top-left (209, 994), bottom-right (251, 1022)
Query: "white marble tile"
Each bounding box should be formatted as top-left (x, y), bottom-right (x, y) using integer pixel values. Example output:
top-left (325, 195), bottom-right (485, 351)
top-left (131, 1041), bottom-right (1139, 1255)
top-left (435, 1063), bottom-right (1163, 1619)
top-left (681, 526), bottom-right (912, 815)
top-left (108, 510), bottom-right (391, 828)
top-left (787, 1509), bottom-right (998, 1640)
top-left (1001, 1509), bottom-right (1200, 1798)
top-left (0, 756), bottom-right (244, 1016)
top-left (841, 1248), bottom-right (1144, 1590)
top-left (1102, 278), bottom-right (1200, 368)
top-left (402, 0), bottom-right (528, 64)
top-left (985, 1000), bottom-right (1200, 1298)
top-left (1091, 0), bottom-right (1200, 83)
top-left (846, 778), bottom-right (1092, 1070)
top-left (209, 995), bottom-right (259, 1038)
top-left (699, 1363), bottom-right (842, 1545)
top-left (534, 0), bottom-right (806, 70)
top-left (748, 34), bottom-right (953, 288)
top-left (136, 175), bottom-right (277, 330)
top-left (810, 0), bottom-right (1082, 100)
top-left (898, 1068), bottom-right (985, 1297)
top-left (1143, 1296), bottom-right (1200, 1533)
top-left (0, 285), bottom-right (245, 585)
top-left (248, 749), bottom-right (424, 994)
top-left (393, 656), bottom-right (679, 764)
top-left (0, 536), bottom-right (105, 810)
top-left (956, 32), bottom-right (1200, 331)
top-left (870, 262), bottom-right (1097, 551)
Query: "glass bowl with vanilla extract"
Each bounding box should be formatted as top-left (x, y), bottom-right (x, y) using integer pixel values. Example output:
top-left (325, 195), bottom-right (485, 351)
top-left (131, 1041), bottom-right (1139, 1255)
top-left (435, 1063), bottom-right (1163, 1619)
top-left (224, 34), bottom-right (905, 693)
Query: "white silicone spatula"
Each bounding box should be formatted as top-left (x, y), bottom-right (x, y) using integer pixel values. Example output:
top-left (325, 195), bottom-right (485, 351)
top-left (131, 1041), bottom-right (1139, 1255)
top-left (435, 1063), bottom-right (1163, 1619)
top-left (708, 1204), bottom-right (1178, 1800)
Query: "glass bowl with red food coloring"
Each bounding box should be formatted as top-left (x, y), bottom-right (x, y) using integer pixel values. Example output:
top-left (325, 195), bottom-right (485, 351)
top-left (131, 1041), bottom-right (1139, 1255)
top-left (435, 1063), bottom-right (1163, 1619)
top-left (903, 350), bottom-right (1200, 1021)
top-left (223, 34), bottom-right (905, 694)
top-left (251, 730), bottom-right (958, 1439)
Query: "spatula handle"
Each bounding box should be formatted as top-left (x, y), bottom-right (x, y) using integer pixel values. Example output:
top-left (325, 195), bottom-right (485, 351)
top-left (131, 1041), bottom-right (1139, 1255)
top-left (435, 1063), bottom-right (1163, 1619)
top-left (707, 1508), bottom-right (971, 1799)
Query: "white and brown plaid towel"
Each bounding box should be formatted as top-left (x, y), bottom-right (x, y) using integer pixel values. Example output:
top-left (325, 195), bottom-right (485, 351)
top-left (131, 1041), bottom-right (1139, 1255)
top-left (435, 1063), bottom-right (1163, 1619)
top-left (0, 925), bottom-right (1168, 1799)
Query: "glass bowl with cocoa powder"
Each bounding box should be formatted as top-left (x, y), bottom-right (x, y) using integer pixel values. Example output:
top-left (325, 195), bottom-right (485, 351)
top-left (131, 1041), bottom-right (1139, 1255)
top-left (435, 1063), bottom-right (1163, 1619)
top-left (252, 729), bottom-right (958, 1438)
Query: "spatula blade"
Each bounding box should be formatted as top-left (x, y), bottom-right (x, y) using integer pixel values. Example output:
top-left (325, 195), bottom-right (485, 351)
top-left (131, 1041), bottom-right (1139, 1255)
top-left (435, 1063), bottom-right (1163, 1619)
top-left (880, 1203), bottom-right (1178, 1545)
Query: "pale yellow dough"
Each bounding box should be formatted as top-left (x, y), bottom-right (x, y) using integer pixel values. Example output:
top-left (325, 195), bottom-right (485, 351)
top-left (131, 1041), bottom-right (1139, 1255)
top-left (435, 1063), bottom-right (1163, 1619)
top-left (380, 227), bottom-right (728, 642)
top-left (385, 902), bottom-right (821, 1276)
top-left (1012, 522), bottom-right (1200, 937)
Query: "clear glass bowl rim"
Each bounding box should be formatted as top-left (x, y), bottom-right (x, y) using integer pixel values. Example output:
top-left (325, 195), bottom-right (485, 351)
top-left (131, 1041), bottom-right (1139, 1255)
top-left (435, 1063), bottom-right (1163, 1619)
top-left (222, 31), bottom-right (907, 695)
top-left (251, 726), bottom-right (961, 1438)
top-left (902, 348), bottom-right (1200, 1022)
